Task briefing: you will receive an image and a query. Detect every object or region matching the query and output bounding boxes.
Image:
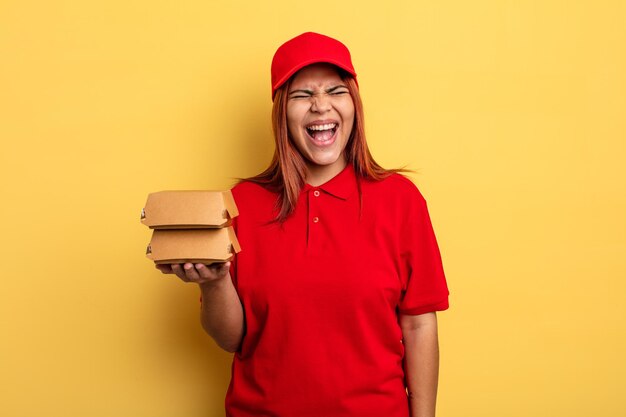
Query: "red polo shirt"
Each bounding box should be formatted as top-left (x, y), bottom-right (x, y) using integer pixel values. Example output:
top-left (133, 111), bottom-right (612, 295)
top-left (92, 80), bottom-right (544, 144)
top-left (224, 164), bottom-right (449, 417)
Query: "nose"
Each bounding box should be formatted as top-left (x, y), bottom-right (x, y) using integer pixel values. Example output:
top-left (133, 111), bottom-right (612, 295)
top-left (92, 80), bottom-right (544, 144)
top-left (311, 93), bottom-right (332, 113)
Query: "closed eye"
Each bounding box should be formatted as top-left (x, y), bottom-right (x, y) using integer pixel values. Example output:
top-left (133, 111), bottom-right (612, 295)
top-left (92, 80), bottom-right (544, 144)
top-left (326, 85), bottom-right (349, 95)
top-left (289, 89), bottom-right (313, 99)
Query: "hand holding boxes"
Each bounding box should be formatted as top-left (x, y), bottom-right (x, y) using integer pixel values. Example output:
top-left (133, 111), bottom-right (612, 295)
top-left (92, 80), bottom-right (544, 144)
top-left (141, 190), bottom-right (241, 265)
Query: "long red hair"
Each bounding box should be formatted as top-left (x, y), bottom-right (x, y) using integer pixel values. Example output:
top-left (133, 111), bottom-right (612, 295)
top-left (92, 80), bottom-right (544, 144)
top-left (244, 70), bottom-right (406, 222)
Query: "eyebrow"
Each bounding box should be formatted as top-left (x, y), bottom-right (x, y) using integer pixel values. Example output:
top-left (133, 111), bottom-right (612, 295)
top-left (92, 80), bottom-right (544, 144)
top-left (288, 84), bottom-right (348, 96)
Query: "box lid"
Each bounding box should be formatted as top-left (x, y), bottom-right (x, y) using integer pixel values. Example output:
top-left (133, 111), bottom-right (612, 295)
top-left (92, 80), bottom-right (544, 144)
top-left (141, 190), bottom-right (239, 229)
top-left (146, 227), bottom-right (241, 265)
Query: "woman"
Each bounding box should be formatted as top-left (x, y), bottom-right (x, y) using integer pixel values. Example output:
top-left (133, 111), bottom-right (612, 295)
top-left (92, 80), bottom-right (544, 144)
top-left (157, 32), bottom-right (450, 417)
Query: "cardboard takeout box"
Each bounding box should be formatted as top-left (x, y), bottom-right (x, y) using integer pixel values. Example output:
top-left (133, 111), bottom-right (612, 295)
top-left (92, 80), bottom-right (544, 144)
top-left (141, 190), bottom-right (238, 229)
top-left (146, 227), bottom-right (241, 265)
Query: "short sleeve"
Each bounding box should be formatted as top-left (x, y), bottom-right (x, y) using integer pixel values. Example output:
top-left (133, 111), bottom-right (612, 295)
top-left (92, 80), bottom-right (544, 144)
top-left (397, 187), bottom-right (450, 315)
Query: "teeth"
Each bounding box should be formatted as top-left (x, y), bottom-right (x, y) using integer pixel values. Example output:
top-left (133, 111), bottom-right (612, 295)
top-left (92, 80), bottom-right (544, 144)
top-left (307, 123), bottom-right (336, 131)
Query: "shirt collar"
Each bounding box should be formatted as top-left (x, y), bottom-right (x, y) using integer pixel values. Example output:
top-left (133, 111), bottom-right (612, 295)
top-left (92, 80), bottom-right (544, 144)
top-left (303, 163), bottom-right (358, 200)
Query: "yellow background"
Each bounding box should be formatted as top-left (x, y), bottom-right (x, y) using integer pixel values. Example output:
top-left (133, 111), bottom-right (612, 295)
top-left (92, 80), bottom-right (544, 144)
top-left (1, 1), bottom-right (625, 416)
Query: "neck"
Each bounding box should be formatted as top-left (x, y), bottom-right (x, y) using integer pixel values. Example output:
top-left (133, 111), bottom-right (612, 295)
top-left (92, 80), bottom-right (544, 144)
top-left (305, 155), bottom-right (348, 186)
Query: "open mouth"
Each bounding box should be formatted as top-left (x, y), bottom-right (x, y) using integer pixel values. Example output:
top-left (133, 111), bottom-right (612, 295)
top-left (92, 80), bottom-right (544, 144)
top-left (306, 123), bottom-right (338, 144)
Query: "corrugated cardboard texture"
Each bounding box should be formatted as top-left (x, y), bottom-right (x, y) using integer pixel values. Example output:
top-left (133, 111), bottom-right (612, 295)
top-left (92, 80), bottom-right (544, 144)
top-left (141, 190), bottom-right (239, 229)
top-left (146, 227), bottom-right (241, 264)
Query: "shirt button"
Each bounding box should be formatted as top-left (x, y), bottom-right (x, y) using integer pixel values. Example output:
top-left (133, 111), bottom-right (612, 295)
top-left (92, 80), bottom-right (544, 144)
top-left (312, 217), bottom-right (319, 223)
top-left (313, 190), bottom-right (320, 197)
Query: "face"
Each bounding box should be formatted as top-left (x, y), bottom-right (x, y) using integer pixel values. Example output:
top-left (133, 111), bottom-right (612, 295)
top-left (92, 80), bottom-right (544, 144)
top-left (286, 63), bottom-right (355, 182)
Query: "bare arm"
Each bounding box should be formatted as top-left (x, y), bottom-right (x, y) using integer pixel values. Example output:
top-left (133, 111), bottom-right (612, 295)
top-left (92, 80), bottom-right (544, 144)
top-left (399, 311), bottom-right (440, 417)
top-left (156, 262), bottom-right (245, 353)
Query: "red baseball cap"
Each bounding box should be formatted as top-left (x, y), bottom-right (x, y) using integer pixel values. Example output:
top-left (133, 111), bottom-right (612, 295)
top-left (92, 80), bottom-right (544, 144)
top-left (271, 32), bottom-right (358, 100)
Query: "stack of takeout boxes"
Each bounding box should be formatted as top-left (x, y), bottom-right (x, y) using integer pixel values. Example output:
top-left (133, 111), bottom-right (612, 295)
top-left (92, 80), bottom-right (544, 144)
top-left (141, 190), bottom-right (241, 265)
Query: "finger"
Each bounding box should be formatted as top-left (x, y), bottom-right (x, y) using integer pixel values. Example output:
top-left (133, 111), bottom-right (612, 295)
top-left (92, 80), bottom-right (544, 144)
top-left (183, 263), bottom-right (201, 282)
top-left (170, 264), bottom-right (189, 281)
top-left (218, 261), bottom-right (232, 277)
top-left (196, 262), bottom-right (230, 279)
top-left (194, 263), bottom-right (214, 280)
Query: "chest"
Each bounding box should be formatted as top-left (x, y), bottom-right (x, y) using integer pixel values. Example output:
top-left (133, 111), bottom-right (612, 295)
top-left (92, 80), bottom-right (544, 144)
top-left (234, 191), bottom-right (403, 314)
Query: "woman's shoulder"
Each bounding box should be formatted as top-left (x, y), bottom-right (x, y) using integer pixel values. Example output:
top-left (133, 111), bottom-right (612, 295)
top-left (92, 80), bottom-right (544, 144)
top-left (364, 172), bottom-right (426, 205)
top-left (359, 172), bottom-right (430, 225)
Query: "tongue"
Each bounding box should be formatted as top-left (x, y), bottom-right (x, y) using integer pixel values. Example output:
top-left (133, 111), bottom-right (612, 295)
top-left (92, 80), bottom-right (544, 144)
top-left (311, 129), bottom-right (333, 142)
